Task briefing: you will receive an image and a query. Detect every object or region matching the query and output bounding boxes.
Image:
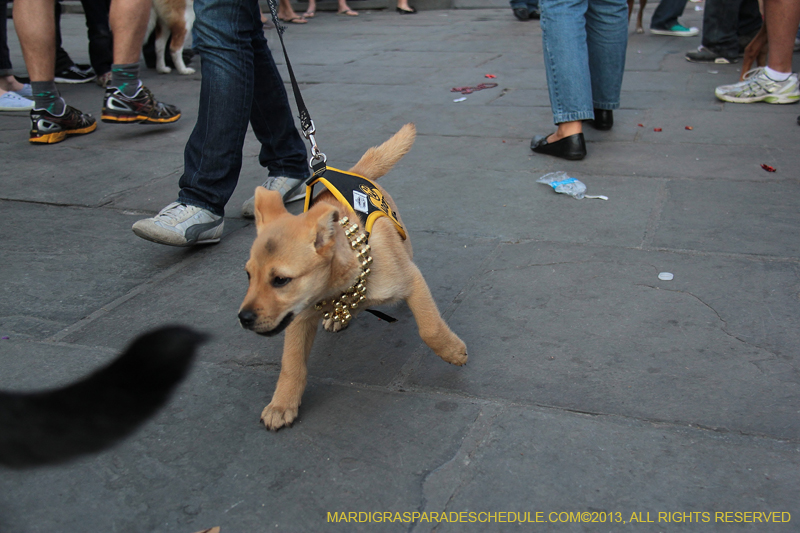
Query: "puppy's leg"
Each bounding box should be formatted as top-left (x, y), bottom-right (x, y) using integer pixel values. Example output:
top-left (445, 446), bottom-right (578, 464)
top-left (168, 18), bottom-right (195, 75)
top-left (627, 0), bottom-right (633, 23)
top-left (404, 265), bottom-right (467, 366)
top-left (154, 22), bottom-right (171, 74)
top-left (261, 316), bottom-right (318, 430)
top-left (740, 23), bottom-right (768, 80)
top-left (636, 0), bottom-right (645, 33)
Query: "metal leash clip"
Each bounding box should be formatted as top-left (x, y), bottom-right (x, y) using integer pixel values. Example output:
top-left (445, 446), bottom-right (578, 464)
top-left (303, 120), bottom-right (327, 166)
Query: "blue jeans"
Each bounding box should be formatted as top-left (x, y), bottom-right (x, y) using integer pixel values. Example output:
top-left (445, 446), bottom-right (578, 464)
top-left (650, 0), bottom-right (688, 30)
top-left (178, 0), bottom-right (309, 216)
top-left (540, 0), bottom-right (628, 124)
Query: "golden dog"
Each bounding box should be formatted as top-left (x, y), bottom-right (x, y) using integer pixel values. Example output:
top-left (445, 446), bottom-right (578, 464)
top-left (238, 124), bottom-right (468, 430)
top-left (627, 0), bottom-right (647, 34)
top-left (148, 0), bottom-right (195, 75)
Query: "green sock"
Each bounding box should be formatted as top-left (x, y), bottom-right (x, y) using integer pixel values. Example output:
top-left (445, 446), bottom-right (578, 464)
top-left (110, 63), bottom-right (141, 96)
top-left (30, 81), bottom-right (65, 115)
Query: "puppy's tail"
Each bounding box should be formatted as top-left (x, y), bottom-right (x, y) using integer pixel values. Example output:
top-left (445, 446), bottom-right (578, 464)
top-left (0, 326), bottom-right (207, 469)
top-left (349, 123), bottom-right (416, 181)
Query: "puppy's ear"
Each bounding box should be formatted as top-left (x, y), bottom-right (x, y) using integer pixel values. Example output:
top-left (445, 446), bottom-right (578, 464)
top-left (308, 203), bottom-right (340, 253)
top-left (254, 188), bottom-right (288, 233)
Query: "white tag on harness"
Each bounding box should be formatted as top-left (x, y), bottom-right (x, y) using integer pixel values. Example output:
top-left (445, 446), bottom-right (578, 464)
top-left (352, 190), bottom-right (369, 213)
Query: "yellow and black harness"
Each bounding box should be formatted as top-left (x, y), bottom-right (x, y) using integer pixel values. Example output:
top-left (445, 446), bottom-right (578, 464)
top-left (303, 167), bottom-right (406, 240)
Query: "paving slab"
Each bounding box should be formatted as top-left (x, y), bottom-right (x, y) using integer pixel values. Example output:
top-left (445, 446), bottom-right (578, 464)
top-left (406, 241), bottom-right (800, 440)
top-left (422, 404), bottom-right (800, 533)
top-left (0, 351), bottom-right (482, 532)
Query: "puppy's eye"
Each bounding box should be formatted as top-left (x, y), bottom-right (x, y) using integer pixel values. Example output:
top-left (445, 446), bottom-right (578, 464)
top-left (271, 276), bottom-right (292, 288)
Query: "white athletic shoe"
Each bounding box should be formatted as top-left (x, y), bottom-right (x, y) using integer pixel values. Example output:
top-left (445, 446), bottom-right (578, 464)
top-left (132, 202), bottom-right (224, 246)
top-left (241, 176), bottom-right (307, 218)
top-left (715, 68), bottom-right (800, 104)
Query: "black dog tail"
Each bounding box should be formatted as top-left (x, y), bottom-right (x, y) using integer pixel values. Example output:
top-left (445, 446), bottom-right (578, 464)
top-left (0, 326), bottom-right (207, 469)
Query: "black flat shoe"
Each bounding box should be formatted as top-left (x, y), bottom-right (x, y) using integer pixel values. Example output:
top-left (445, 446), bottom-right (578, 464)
top-left (397, 6), bottom-right (417, 13)
top-left (587, 108), bottom-right (613, 131)
top-left (530, 132), bottom-right (586, 160)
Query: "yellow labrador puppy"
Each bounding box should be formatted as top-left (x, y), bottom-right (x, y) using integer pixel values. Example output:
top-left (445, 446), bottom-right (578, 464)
top-left (238, 124), bottom-right (467, 430)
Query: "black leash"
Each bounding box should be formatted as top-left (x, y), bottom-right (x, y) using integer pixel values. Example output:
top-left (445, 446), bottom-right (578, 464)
top-left (262, 7), bottom-right (399, 325)
top-left (265, 0), bottom-right (327, 178)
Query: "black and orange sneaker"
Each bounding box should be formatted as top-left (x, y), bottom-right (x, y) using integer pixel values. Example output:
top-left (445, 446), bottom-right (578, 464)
top-left (101, 85), bottom-right (181, 124)
top-left (29, 105), bottom-right (97, 144)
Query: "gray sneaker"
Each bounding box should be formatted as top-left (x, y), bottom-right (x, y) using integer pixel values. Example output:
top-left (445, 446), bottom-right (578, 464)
top-left (241, 176), bottom-right (307, 219)
top-left (132, 202), bottom-right (224, 246)
top-left (715, 68), bottom-right (800, 104)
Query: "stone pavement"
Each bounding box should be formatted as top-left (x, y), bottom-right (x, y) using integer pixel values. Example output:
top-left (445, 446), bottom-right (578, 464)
top-left (1, 4), bottom-right (799, 532)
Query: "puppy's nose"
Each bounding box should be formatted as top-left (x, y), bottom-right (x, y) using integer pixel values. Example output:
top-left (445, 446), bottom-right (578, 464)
top-left (238, 310), bottom-right (257, 329)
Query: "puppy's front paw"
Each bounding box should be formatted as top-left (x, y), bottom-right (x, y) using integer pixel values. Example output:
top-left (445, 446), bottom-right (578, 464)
top-left (178, 67), bottom-right (196, 75)
top-left (157, 65), bottom-right (172, 74)
top-left (438, 338), bottom-right (468, 366)
top-left (261, 402), bottom-right (298, 431)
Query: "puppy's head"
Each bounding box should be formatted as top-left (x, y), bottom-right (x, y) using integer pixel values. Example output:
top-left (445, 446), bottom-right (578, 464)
top-left (238, 187), bottom-right (346, 336)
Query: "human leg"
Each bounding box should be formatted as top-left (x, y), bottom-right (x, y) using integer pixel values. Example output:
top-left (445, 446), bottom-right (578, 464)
top-left (531, 0), bottom-right (590, 158)
top-left (737, 0), bottom-right (762, 44)
top-left (539, 0), bottom-right (593, 126)
top-left (278, 0), bottom-right (306, 22)
top-left (650, 0), bottom-right (680, 28)
top-left (80, 0), bottom-right (114, 77)
top-left (249, 30), bottom-right (309, 183)
top-left (13, 0), bottom-right (57, 82)
top-left (713, 0), bottom-right (800, 104)
top-left (650, 0), bottom-right (696, 35)
top-left (337, 0), bottom-right (357, 15)
top-left (764, 0), bottom-right (800, 73)
top-left (692, 0), bottom-right (743, 59)
top-left (102, 0), bottom-right (180, 122)
top-left (0, 0), bottom-right (27, 92)
top-left (178, 0), bottom-right (305, 215)
top-left (243, 13), bottom-right (311, 213)
top-left (587, 0), bottom-right (628, 110)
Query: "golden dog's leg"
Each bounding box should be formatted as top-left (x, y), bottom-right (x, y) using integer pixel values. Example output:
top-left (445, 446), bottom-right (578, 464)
top-left (404, 266), bottom-right (468, 366)
top-left (261, 316), bottom-right (318, 430)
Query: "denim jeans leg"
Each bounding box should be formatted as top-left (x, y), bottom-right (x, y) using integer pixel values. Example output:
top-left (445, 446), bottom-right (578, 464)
top-left (587, 0), bottom-right (628, 110)
top-left (700, 0), bottom-right (742, 57)
top-left (249, 29), bottom-right (309, 181)
top-left (650, 0), bottom-right (687, 30)
top-left (540, 0), bottom-right (594, 124)
top-left (178, 0), bottom-right (256, 216)
top-left (178, 0), bottom-right (306, 215)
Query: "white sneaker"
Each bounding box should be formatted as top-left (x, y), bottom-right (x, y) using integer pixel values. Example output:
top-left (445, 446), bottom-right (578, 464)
top-left (241, 176), bottom-right (307, 218)
top-left (14, 84), bottom-right (33, 98)
top-left (132, 202), bottom-right (224, 246)
top-left (0, 91), bottom-right (34, 111)
top-left (715, 68), bottom-right (800, 104)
